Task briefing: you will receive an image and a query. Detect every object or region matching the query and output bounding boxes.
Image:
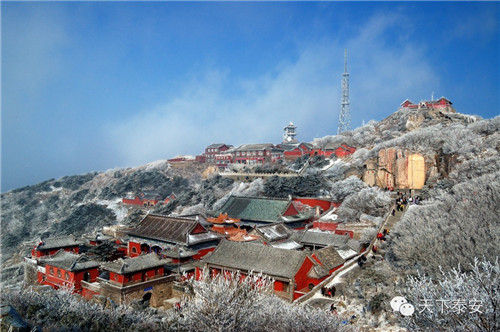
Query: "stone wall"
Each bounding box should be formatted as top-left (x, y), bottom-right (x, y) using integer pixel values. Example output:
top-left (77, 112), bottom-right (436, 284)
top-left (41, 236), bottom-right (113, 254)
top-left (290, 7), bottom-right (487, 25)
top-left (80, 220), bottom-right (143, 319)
top-left (363, 148), bottom-right (427, 189)
top-left (98, 275), bottom-right (175, 308)
top-left (23, 260), bottom-right (38, 285)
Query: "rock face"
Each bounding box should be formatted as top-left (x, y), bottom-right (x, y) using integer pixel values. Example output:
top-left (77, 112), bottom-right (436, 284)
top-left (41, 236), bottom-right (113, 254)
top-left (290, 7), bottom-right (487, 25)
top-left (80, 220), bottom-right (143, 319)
top-left (363, 149), bottom-right (428, 189)
top-left (0, 305), bottom-right (30, 332)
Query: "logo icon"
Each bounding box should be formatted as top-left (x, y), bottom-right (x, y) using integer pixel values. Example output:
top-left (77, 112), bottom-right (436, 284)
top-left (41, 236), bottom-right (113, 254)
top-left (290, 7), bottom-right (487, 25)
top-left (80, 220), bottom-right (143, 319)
top-left (390, 296), bottom-right (415, 316)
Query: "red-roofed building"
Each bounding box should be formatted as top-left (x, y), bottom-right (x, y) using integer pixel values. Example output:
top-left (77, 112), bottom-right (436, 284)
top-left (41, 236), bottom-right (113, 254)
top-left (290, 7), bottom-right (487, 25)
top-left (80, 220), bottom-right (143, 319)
top-left (127, 214), bottom-right (222, 260)
top-left (81, 253), bottom-right (176, 307)
top-left (204, 143), bottom-right (233, 164)
top-left (196, 240), bottom-right (322, 302)
top-left (38, 250), bottom-right (100, 293)
top-left (399, 97), bottom-right (455, 112)
top-left (334, 143), bottom-right (356, 158)
top-left (31, 235), bottom-right (84, 258)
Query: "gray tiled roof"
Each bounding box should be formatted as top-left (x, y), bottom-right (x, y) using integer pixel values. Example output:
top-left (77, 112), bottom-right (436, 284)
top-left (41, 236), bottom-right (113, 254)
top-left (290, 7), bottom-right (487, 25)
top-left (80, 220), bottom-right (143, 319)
top-left (312, 246), bottom-right (345, 270)
top-left (178, 213), bottom-right (209, 226)
top-left (269, 239), bottom-right (303, 250)
top-left (336, 245), bottom-right (358, 260)
top-left (200, 240), bottom-right (308, 279)
top-left (219, 196), bottom-right (292, 223)
top-left (232, 144), bottom-right (274, 151)
top-left (346, 238), bottom-right (362, 253)
top-left (37, 235), bottom-right (84, 251)
top-left (291, 230), bottom-right (350, 248)
top-left (102, 253), bottom-right (165, 274)
top-left (255, 223), bottom-right (292, 242)
top-left (140, 191), bottom-right (162, 200)
top-left (187, 232), bottom-right (222, 245)
top-left (307, 264), bottom-right (329, 279)
top-left (277, 143), bottom-right (299, 151)
top-left (128, 214), bottom-right (206, 245)
top-left (324, 142), bottom-right (353, 151)
top-left (207, 143), bottom-right (232, 149)
top-left (41, 250), bottom-right (99, 272)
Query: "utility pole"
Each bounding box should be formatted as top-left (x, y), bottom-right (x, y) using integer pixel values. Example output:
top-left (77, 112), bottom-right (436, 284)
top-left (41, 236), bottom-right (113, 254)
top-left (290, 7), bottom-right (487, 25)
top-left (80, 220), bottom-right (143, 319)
top-left (338, 49), bottom-right (351, 134)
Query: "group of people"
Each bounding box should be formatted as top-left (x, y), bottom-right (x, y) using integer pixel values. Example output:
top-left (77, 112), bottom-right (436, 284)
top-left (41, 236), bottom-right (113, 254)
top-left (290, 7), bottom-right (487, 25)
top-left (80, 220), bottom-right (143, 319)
top-left (376, 228), bottom-right (389, 242)
top-left (357, 255), bottom-right (367, 268)
top-left (394, 192), bottom-right (421, 212)
top-left (321, 285), bottom-right (336, 297)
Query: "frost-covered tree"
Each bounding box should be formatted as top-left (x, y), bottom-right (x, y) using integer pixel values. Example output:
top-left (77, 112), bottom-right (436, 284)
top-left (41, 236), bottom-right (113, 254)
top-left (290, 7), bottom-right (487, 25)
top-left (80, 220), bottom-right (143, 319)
top-left (212, 179), bottom-right (265, 212)
top-left (264, 175), bottom-right (322, 198)
top-left (323, 160), bottom-right (351, 182)
top-left (2, 286), bottom-right (167, 331)
top-left (449, 155), bottom-right (500, 183)
top-left (399, 258), bottom-right (499, 332)
top-left (336, 187), bottom-right (392, 222)
top-left (387, 171), bottom-right (500, 275)
top-left (53, 203), bottom-right (117, 236)
top-left (372, 123), bottom-right (485, 159)
top-left (177, 271), bottom-right (356, 332)
top-left (468, 115), bottom-right (500, 136)
top-left (328, 176), bottom-right (367, 201)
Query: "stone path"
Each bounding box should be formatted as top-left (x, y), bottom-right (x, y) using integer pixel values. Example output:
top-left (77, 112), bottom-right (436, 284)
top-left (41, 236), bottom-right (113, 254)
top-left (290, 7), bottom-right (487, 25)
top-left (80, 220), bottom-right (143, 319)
top-left (384, 209), bottom-right (404, 232)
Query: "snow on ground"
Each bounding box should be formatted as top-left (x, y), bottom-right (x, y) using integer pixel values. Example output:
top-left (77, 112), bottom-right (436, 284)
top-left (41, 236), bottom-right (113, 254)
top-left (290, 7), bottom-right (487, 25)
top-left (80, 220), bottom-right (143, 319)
top-left (319, 208), bottom-right (338, 221)
top-left (308, 228), bottom-right (334, 234)
top-left (321, 158), bottom-right (346, 172)
top-left (95, 198), bottom-right (128, 222)
top-left (142, 159), bottom-right (170, 171)
top-left (320, 158), bottom-right (337, 171)
top-left (269, 240), bottom-right (302, 250)
top-left (306, 258), bottom-right (407, 331)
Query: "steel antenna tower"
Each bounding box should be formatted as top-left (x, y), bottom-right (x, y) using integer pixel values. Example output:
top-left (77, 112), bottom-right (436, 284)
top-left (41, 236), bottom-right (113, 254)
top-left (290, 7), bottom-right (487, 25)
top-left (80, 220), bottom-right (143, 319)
top-left (337, 48), bottom-right (351, 134)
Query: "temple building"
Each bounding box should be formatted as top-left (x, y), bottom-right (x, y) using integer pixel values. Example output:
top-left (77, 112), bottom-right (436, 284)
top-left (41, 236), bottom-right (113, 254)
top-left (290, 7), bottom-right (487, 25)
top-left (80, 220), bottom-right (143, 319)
top-left (87, 253), bottom-right (175, 307)
top-left (38, 250), bottom-right (100, 293)
top-left (127, 214), bottom-right (222, 262)
top-left (218, 195), bottom-right (315, 228)
top-left (31, 235), bottom-right (84, 258)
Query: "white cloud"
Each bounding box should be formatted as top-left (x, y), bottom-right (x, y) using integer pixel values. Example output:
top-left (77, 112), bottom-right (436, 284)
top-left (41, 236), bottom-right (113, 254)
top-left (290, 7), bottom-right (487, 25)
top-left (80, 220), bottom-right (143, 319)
top-left (107, 11), bottom-right (439, 167)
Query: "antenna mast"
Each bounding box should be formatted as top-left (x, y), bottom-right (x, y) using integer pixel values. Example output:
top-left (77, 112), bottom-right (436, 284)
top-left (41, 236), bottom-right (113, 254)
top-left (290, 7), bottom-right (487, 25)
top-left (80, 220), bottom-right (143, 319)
top-left (338, 48), bottom-right (351, 134)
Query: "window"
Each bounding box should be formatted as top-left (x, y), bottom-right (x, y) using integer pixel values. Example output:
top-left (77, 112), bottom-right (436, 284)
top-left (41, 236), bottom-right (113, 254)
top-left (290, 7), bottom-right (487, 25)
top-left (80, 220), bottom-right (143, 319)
top-left (65, 272), bottom-right (69, 280)
top-left (57, 270), bottom-right (61, 278)
top-left (131, 247), bottom-right (137, 254)
top-left (49, 267), bottom-right (54, 275)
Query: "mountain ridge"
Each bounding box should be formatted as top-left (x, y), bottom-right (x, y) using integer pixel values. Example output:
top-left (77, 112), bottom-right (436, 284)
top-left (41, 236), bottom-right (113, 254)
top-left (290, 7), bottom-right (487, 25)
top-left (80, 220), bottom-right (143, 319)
top-left (1, 106), bottom-right (498, 286)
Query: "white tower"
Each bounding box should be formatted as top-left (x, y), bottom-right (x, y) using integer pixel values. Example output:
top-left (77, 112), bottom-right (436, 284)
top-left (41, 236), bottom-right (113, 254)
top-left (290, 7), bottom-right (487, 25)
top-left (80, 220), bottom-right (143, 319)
top-left (338, 49), bottom-right (351, 134)
top-left (283, 122), bottom-right (298, 144)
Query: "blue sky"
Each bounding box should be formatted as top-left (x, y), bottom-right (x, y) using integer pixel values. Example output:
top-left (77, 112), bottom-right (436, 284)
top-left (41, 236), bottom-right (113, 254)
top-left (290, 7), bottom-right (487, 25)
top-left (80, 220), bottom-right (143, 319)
top-left (2, 1), bottom-right (499, 191)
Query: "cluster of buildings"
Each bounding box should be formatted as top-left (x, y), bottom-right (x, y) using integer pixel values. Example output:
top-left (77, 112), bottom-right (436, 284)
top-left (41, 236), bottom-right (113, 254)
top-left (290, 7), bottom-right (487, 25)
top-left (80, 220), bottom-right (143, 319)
top-left (23, 96), bottom-right (456, 312)
top-left (399, 96), bottom-right (455, 112)
top-left (168, 122), bottom-right (356, 169)
top-left (25, 195), bottom-right (368, 306)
